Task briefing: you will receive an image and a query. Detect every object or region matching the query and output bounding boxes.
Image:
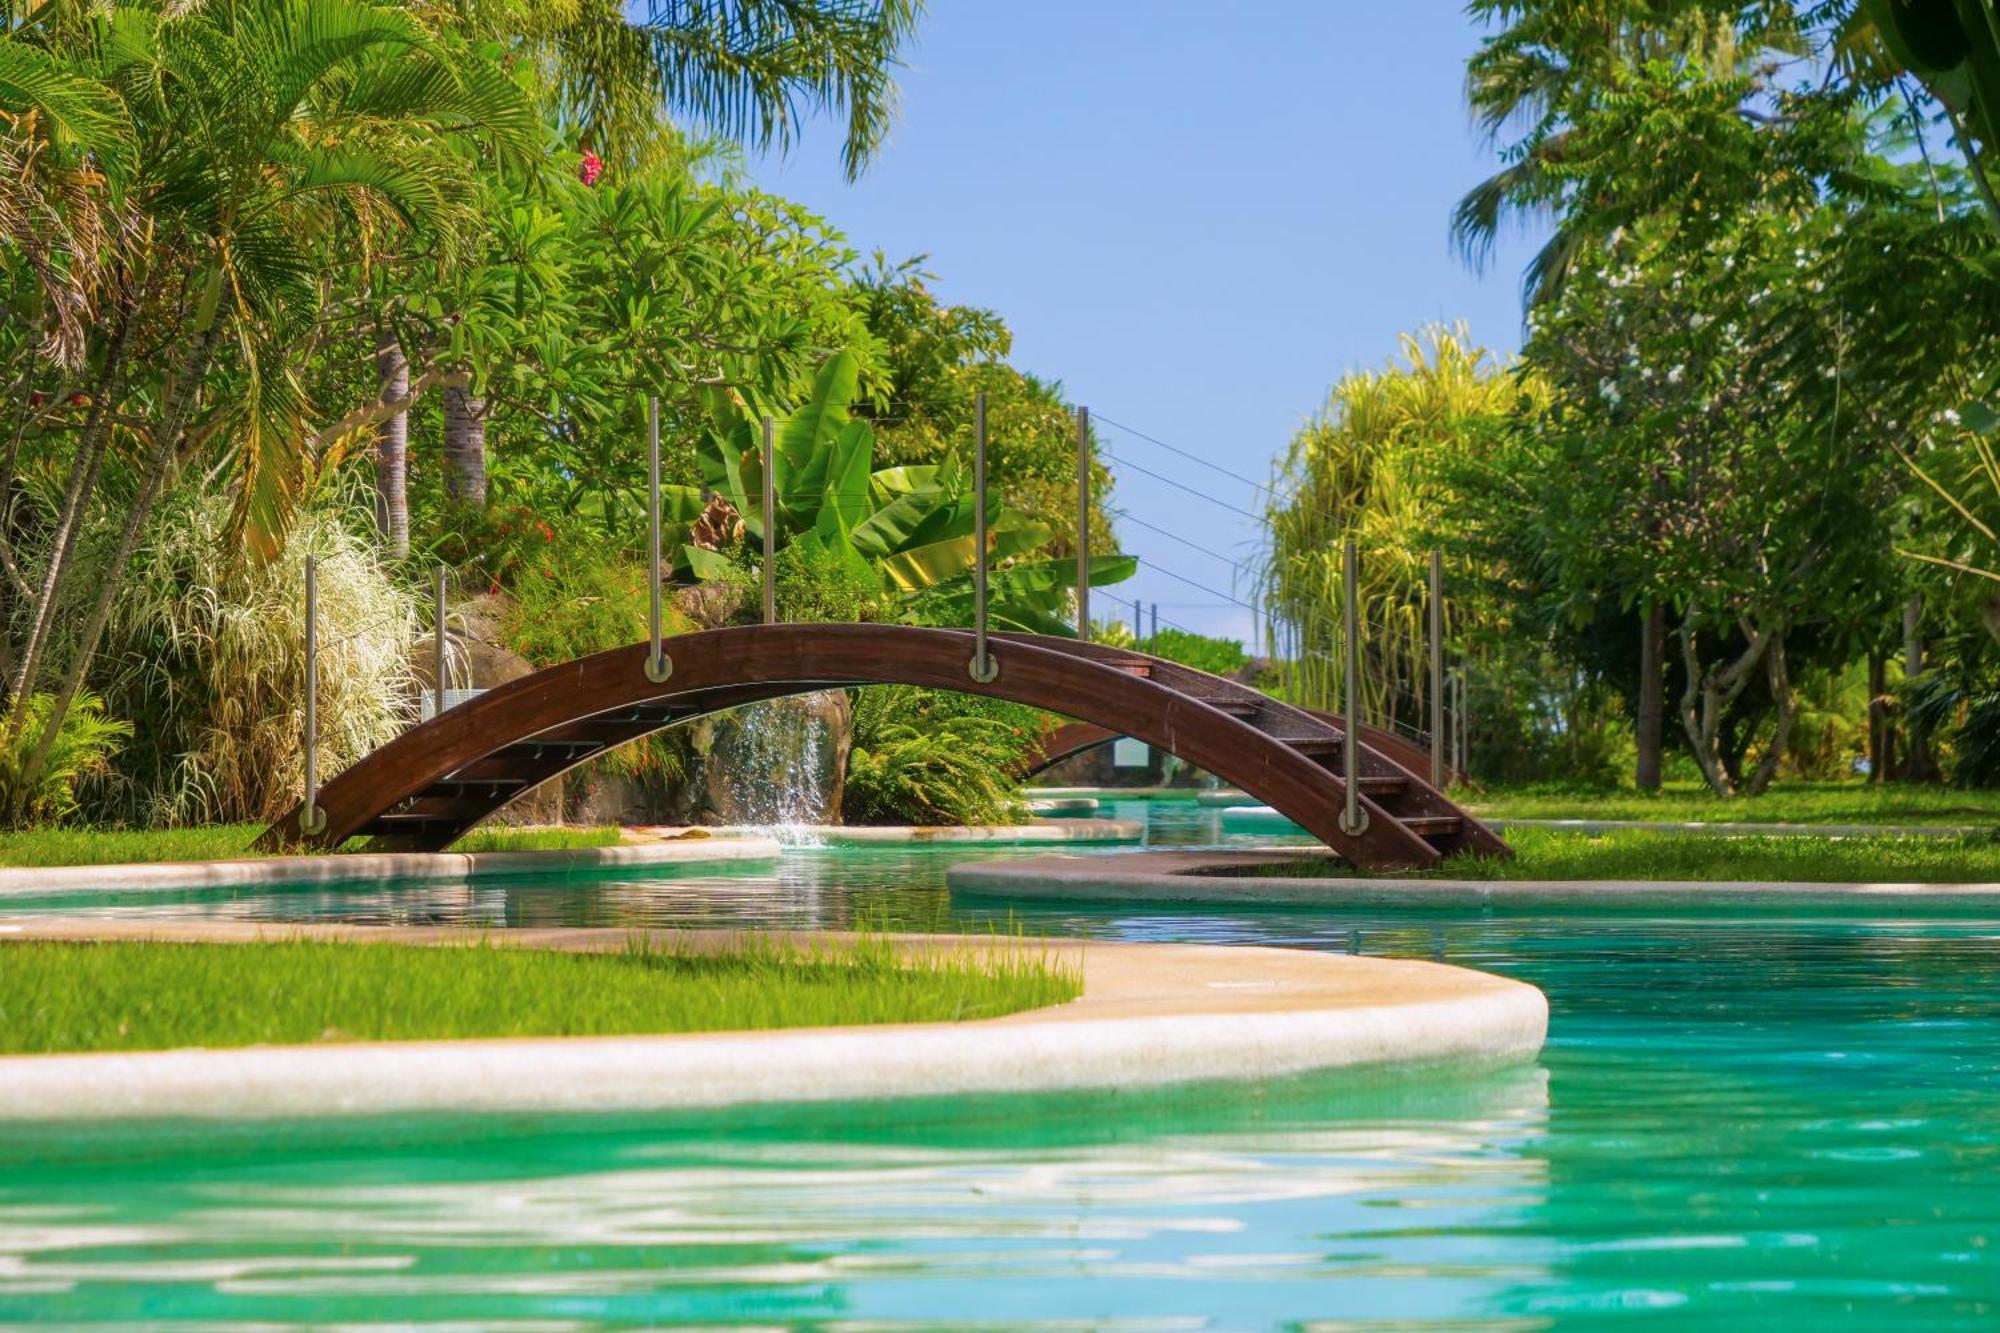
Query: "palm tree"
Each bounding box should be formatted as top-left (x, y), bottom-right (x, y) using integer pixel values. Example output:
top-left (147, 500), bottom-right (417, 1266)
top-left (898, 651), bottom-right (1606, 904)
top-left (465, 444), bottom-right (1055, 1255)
top-left (1452, 1), bottom-right (1789, 307)
top-left (366, 0), bottom-right (924, 531)
top-left (0, 0), bottom-right (533, 817)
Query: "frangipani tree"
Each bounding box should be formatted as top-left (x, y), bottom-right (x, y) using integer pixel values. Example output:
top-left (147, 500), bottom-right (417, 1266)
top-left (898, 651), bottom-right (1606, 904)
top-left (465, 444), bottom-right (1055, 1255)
top-left (676, 352), bottom-right (1134, 634)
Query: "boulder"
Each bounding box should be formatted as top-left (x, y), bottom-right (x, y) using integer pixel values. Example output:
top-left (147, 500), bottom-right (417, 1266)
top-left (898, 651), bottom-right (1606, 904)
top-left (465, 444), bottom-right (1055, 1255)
top-left (414, 592), bottom-right (563, 826)
top-left (679, 691), bottom-right (852, 826)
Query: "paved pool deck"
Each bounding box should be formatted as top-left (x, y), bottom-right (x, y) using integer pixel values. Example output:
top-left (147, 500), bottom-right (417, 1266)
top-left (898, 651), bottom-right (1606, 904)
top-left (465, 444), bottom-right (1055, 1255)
top-left (948, 848), bottom-right (2000, 913)
top-left (0, 835), bottom-right (783, 900)
top-left (0, 920), bottom-right (1546, 1121)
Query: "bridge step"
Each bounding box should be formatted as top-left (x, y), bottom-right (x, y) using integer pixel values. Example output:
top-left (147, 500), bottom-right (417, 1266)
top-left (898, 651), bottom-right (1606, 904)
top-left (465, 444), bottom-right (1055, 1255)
top-left (356, 813), bottom-right (460, 836)
top-left (446, 757), bottom-right (545, 783)
top-left (1190, 696), bottom-right (1260, 718)
top-left (533, 719), bottom-right (668, 745)
top-left (497, 738), bottom-right (607, 759)
top-left (391, 795), bottom-right (503, 820)
top-left (428, 776), bottom-right (530, 795)
top-left (1400, 815), bottom-right (1463, 837)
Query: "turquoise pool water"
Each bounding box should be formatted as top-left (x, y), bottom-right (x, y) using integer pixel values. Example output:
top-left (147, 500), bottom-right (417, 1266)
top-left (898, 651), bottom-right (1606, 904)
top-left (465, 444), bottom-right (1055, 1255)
top-left (4, 814), bottom-right (1998, 1327)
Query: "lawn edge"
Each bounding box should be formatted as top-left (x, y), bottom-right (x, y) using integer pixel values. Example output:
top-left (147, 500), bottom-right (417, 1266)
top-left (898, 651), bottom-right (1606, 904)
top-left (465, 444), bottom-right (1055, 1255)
top-left (0, 837), bottom-right (782, 899)
top-left (0, 923), bottom-right (1546, 1120)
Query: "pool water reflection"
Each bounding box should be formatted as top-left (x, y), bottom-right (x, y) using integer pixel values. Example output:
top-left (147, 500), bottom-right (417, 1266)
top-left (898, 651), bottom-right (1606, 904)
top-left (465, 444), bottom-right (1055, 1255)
top-left (2, 801), bottom-right (1996, 1327)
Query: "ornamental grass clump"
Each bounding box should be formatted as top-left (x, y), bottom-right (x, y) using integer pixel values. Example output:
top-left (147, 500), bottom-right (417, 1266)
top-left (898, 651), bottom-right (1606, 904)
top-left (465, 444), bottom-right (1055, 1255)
top-left (94, 493), bottom-right (420, 825)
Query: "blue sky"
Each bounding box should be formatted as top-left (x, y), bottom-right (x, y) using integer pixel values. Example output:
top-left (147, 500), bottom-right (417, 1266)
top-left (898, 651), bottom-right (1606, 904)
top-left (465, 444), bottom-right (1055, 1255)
top-left (753, 1), bottom-right (1544, 646)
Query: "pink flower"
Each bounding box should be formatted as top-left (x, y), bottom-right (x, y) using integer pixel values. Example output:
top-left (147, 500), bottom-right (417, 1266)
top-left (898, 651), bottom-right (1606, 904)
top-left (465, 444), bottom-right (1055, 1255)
top-left (579, 151), bottom-right (604, 187)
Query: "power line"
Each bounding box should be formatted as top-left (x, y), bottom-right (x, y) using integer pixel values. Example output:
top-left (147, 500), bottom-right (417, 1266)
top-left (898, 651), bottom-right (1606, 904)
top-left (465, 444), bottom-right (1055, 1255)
top-left (1106, 504), bottom-right (1256, 575)
top-left (1131, 556), bottom-right (1258, 613)
top-left (1093, 412), bottom-right (1289, 502)
top-left (1101, 450), bottom-right (1268, 523)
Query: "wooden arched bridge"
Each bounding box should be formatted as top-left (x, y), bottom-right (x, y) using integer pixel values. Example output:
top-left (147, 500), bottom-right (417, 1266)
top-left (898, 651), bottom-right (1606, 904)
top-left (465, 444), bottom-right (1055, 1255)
top-left (262, 624), bottom-right (1507, 870)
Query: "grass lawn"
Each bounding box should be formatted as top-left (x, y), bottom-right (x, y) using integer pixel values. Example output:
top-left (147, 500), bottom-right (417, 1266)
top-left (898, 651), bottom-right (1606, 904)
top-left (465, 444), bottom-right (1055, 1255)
top-left (1468, 780), bottom-right (2000, 827)
top-left (0, 935), bottom-right (1079, 1055)
top-left (0, 823), bottom-right (622, 867)
top-left (1405, 827), bottom-right (2000, 882)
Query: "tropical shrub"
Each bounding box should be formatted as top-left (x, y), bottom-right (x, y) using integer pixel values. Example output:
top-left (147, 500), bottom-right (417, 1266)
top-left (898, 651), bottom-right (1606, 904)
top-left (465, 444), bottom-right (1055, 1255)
top-left (1260, 326), bottom-right (1538, 733)
top-left (843, 686), bottom-right (1044, 826)
top-left (502, 534), bottom-right (692, 669)
top-left (0, 692), bottom-right (131, 825)
top-left (1137, 627), bottom-right (1249, 677)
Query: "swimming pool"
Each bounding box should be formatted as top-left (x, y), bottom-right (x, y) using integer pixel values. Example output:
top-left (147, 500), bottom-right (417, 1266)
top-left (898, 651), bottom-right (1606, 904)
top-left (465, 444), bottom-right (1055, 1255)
top-left (3, 814), bottom-right (1996, 1327)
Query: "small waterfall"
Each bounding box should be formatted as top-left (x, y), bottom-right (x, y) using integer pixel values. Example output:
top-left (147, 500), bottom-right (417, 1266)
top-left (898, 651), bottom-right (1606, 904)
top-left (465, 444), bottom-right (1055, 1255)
top-left (731, 700), bottom-right (829, 843)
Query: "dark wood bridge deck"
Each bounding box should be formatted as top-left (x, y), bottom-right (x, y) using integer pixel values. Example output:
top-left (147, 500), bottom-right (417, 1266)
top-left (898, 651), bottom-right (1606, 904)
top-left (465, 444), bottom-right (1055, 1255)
top-left (261, 624), bottom-right (1507, 870)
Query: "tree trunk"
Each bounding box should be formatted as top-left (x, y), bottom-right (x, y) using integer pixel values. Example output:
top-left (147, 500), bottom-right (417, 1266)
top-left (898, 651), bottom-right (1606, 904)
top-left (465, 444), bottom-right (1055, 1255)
top-left (1902, 593), bottom-right (1939, 782)
top-left (1742, 634), bottom-right (1796, 796)
top-left (373, 325), bottom-right (409, 558)
top-left (1636, 600), bottom-right (1665, 792)
top-left (1679, 611), bottom-right (1775, 798)
top-left (443, 385), bottom-right (488, 507)
top-left (10, 318), bottom-right (223, 816)
top-left (4, 298), bottom-right (135, 731)
top-left (1867, 650), bottom-right (1893, 784)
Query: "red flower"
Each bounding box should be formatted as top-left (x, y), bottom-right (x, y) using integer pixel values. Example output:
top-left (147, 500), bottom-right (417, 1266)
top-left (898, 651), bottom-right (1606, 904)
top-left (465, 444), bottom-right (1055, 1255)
top-left (578, 151), bottom-right (604, 187)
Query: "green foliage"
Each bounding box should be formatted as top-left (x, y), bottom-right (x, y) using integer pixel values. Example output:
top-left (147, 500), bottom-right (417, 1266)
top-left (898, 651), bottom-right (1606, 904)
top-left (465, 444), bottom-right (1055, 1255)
top-left (0, 933), bottom-right (1080, 1055)
top-left (1260, 326), bottom-right (1539, 732)
top-left (843, 686), bottom-right (1043, 826)
top-left (0, 692), bottom-right (130, 825)
top-left (853, 255), bottom-right (1119, 563)
top-left (1137, 626), bottom-right (1249, 677)
top-left (773, 536), bottom-right (886, 624)
top-left (502, 534), bottom-right (689, 669)
top-left (690, 351), bottom-right (1134, 631)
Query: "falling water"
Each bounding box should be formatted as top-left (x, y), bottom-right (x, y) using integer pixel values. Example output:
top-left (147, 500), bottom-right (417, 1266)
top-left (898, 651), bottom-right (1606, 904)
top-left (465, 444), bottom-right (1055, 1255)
top-left (722, 697), bottom-right (833, 844)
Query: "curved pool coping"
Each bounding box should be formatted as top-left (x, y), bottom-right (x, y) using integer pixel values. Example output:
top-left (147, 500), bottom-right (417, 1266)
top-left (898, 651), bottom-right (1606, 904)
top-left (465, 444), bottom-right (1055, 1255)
top-left (677, 819), bottom-right (1144, 846)
top-left (0, 836), bottom-right (783, 901)
top-left (0, 921), bottom-right (1547, 1121)
top-left (948, 849), bottom-right (2000, 913)
top-left (1220, 805), bottom-right (1999, 841)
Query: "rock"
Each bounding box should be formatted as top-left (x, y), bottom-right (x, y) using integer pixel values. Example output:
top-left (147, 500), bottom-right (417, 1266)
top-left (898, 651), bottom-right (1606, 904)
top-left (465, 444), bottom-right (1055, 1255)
top-left (679, 691), bottom-right (852, 826)
top-left (418, 591), bottom-right (563, 827)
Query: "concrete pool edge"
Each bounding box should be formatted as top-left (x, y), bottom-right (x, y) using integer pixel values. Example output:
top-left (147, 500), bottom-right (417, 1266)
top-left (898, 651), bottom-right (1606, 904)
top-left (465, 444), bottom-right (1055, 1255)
top-left (0, 836), bottom-right (783, 899)
top-left (1220, 804), bottom-right (2000, 840)
top-left (947, 849), bottom-right (2000, 912)
top-left (0, 922), bottom-right (1547, 1121)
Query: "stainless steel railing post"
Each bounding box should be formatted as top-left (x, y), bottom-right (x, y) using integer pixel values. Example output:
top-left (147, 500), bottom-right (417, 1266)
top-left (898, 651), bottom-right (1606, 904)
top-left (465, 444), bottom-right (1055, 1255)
top-left (1075, 405), bottom-right (1090, 640)
top-left (1340, 539), bottom-right (1369, 837)
top-left (969, 391), bottom-right (997, 682)
top-left (1428, 548), bottom-right (1444, 788)
top-left (762, 413), bottom-right (777, 625)
top-left (299, 554), bottom-right (326, 836)
top-left (434, 563), bottom-right (448, 718)
top-left (645, 396), bottom-right (672, 683)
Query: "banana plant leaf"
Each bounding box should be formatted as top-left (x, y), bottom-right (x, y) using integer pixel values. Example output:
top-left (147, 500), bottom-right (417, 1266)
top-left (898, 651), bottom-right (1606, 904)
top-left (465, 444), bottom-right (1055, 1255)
top-left (778, 351), bottom-right (858, 474)
top-left (915, 555), bottom-right (1139, 637)
top-left (682, 544), bottom-right (741, 582)
top-left (869, 464), bottom-right (942, 499)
